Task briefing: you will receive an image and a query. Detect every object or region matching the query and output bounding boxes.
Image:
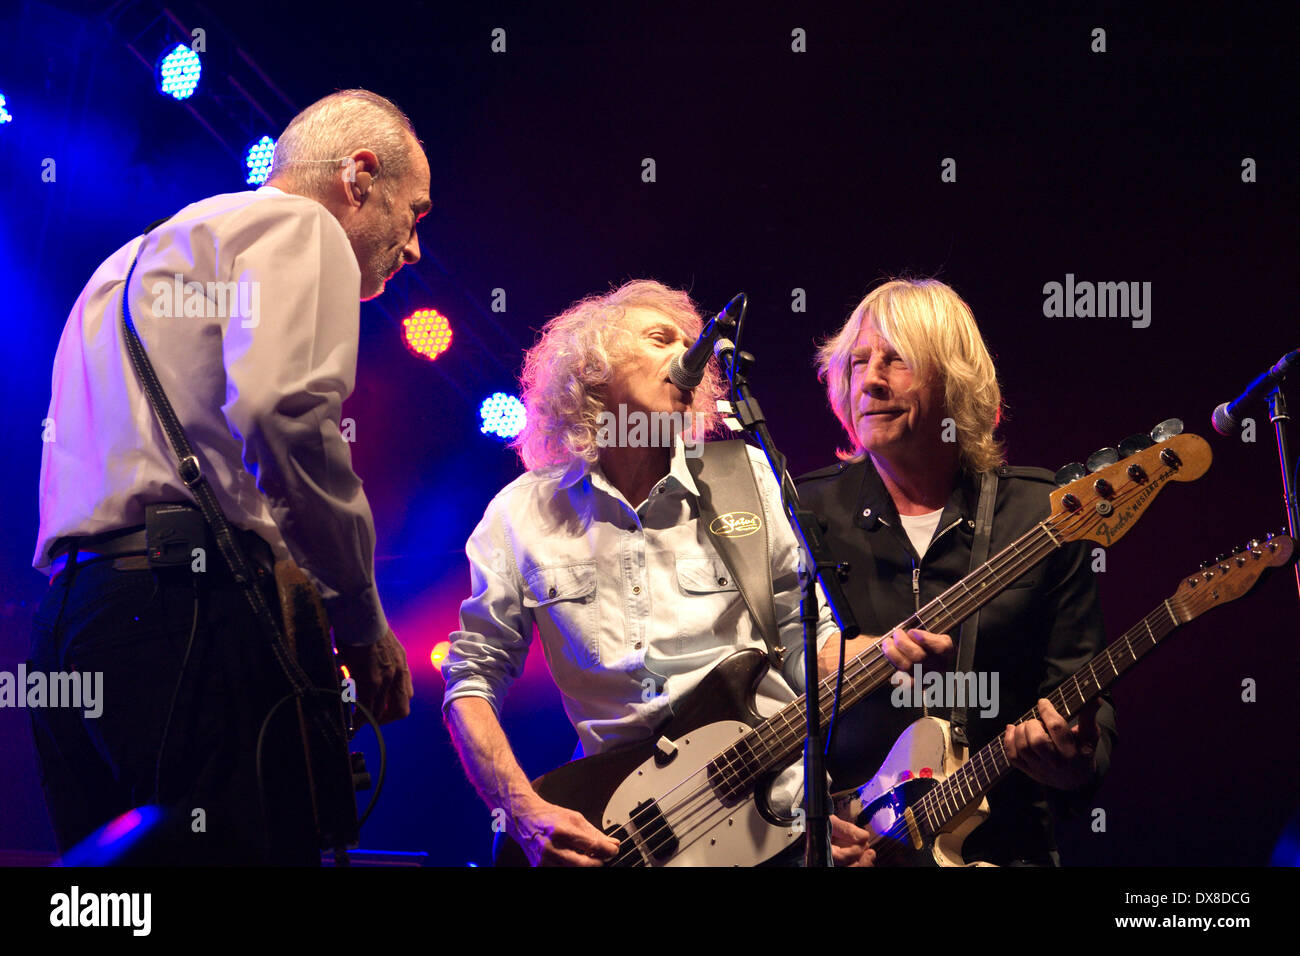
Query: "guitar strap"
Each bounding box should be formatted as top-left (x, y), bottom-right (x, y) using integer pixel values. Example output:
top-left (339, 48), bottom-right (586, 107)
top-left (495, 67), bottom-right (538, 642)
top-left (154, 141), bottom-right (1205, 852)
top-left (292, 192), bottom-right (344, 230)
top-left (949, 469), bottom-right (998, 748)
top-left (687, 439), bottom-right (784, 668)
top-left (119, 221), bottom-right (356, 847)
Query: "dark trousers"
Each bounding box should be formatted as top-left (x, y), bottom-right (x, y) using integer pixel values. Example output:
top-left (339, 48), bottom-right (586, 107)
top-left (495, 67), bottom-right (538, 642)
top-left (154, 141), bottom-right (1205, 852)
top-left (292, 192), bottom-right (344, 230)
top-left (29, 556), bottom-right (321, 864)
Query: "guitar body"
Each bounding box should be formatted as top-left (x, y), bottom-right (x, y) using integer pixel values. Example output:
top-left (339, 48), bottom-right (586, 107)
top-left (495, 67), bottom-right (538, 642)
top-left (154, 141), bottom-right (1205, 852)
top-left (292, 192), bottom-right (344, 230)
top-left (493, 649), bottom-right (803, 866)
top-left (845, 716), bottom-right (993, 867)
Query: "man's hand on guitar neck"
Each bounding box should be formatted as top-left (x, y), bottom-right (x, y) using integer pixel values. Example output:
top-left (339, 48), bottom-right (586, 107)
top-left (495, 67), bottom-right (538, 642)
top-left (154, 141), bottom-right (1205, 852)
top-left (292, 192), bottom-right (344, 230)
top-left (337, 628), bottom-right (414, 724)
top-left (1003, 697), bottom-right (1101, 791)
top-left (819, 627), bottom-right (954, 681)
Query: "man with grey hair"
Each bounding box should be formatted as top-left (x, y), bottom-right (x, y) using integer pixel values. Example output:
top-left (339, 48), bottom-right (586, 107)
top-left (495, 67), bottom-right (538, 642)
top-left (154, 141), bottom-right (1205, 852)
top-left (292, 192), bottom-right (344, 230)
top-left (31, 89), bottom-right (423, 863)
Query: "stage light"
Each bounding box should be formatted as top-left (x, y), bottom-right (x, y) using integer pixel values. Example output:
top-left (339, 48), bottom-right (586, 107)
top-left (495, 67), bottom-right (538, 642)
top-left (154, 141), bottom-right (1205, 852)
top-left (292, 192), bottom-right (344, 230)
top-left (245, 135), bottom-right (275, 185)
top-left (403, 308), bottom-right (453, 361)
top-left (480, 392), bottom-right (526, 439)
top-left (0, 93), bottom-right (11, 125)
top-left (156, 43), bottom-right (202, 100)
top-left (430, 641), bottom-right (451, 666)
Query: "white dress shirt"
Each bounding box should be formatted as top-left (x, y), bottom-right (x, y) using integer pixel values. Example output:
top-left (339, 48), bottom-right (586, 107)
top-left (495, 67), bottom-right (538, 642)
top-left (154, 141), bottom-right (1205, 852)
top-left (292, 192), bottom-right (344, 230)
top-left (35, 186), bottom-right (389, 646)
top-left (442, 438), bottom-right (837, 810)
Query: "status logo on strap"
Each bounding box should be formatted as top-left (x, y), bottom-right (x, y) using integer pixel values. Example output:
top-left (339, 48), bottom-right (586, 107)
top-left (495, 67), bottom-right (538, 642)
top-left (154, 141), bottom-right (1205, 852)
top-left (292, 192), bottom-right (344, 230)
top-left (709, 511), bottom-right (761, 538)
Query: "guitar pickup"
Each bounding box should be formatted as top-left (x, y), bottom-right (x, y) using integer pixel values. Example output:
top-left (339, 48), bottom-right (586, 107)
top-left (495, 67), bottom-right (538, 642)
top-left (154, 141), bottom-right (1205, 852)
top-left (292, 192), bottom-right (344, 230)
top-left (629, 798), bottom-right (678, 863)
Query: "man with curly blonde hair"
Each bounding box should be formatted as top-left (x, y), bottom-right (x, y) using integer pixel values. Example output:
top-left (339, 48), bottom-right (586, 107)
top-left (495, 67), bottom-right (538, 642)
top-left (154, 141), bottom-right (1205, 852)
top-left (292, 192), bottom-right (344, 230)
top-left (797, 277), bottom-right (1116, 866)
top-left (440, 279), bottom-right (948, 866)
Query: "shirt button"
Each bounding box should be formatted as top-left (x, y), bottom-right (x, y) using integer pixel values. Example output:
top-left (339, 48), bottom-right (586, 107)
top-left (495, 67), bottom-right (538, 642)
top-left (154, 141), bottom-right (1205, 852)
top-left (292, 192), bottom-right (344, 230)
top-left (717, 577), bottom-right (728, 585)
top-left (548, 586), bottom-right (557, 598)
top-left (634, 640), bottom-right (643, 649)
top-left (632, 585), bottom-right (642, 594)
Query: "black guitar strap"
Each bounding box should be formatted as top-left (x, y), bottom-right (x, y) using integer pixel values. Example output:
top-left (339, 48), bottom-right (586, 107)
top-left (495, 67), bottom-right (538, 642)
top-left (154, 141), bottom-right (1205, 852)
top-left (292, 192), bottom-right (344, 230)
top-left (949, 469), bottom-right (998, 748)
top-left (118, 225), bottom-right (346, 755)
top-left (687, 439), bottom-right (784, 668)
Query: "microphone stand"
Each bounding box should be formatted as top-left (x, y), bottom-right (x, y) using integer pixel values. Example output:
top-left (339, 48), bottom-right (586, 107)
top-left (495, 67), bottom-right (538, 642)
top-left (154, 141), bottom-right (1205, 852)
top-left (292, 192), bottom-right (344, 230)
top-left (719, 344), bottom-right (860, 868)
top-left (1267, 387), bottom-right (1300, 603)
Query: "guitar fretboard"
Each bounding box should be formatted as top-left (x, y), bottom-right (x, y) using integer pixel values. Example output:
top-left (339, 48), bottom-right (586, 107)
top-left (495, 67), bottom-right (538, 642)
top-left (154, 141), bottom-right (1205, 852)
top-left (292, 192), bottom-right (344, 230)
top-left (707, 515), bottom-right (1069, 800)
top-left (912, 600), bottom-right (1181, 837)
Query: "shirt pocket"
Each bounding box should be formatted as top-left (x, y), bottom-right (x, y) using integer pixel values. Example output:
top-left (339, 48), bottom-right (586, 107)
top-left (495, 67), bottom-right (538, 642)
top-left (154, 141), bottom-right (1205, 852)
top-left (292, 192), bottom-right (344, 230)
top-left (522, 563), bottom-right (600, 668)
top-left (676, 555), bottom-right (740, 595)
top-left (674, 555), bottom-right (746, 654)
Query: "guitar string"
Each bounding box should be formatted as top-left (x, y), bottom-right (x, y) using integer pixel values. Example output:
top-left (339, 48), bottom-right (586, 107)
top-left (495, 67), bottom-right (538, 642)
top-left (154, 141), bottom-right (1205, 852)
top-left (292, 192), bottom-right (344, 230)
top-left (607, 472), bottom-right (1181, 865)
top-left (861, 539), bottom-right (1282, 862)
top-left (883, 606), bottom-right (1174, 848)
top-left (916, 604), bottom-right (1179, 830)
top-left (905, 584), bottom-right (1226, 840)
top-left (865, 590), bottom-right (1216, 859)
top-left (615, 502), bottom-right (1099, 865)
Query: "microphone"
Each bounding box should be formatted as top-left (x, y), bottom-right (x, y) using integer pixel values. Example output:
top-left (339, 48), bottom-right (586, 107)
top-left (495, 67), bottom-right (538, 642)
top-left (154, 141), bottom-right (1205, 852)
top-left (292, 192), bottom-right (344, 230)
top-left (1212, 349), bottom-right (1300, 436)
top-left (668, 293), bottom-right (746, 390)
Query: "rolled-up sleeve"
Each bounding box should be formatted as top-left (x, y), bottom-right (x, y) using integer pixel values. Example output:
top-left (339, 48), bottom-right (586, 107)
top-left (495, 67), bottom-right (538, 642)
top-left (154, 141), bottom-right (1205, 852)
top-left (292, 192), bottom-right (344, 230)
top-left (219, 196), bottom-right (388, 646)
top-left (441, 497), bottom-right (534, 715)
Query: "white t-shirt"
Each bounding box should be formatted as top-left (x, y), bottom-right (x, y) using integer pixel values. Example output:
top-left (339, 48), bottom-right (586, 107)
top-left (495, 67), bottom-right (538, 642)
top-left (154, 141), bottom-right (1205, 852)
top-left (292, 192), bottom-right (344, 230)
top-left (899, 508), bottom-right (944, 558)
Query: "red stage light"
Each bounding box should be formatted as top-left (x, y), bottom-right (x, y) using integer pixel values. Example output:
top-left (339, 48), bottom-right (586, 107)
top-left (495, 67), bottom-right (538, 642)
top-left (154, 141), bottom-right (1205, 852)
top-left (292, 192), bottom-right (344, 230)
top-left (403, 309), bottom-right (453, 360)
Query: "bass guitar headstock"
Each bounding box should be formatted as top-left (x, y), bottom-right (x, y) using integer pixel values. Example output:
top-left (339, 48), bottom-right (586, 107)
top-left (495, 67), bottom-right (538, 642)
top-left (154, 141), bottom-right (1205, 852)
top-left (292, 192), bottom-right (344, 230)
top-left (1048, 419), bottom-right (1211, 548)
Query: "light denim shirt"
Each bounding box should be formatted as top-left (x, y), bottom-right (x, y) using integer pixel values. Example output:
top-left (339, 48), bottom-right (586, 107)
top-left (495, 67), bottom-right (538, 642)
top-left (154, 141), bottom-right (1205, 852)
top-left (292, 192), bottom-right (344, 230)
top-left (442, 438), bottom-right (837, 810)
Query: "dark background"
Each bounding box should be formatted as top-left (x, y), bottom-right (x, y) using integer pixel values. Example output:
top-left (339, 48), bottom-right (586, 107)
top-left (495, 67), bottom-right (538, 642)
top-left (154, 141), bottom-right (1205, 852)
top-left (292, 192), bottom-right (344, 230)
top-left (1, 1), bottom-right (1296, 866)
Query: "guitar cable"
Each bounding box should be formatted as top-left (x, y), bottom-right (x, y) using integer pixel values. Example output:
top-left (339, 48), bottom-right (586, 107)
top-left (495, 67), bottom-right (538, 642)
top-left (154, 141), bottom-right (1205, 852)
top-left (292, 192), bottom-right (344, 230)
top-left (254, 690), bottom-right (388, 846)
top-left (152, 574), bottom-right (202, 806)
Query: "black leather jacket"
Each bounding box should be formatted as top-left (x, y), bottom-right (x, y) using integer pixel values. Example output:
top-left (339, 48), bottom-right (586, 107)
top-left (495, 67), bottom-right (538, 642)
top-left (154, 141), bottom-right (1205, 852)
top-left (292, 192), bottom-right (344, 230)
top-left (796, 456), bottom-right (1117, 865)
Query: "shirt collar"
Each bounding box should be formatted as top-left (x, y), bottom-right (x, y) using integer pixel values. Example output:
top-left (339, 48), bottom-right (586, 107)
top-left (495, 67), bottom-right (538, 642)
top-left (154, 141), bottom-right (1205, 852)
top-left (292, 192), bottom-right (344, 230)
top-left (553, 434), bottom-right (702, 498)
top-left (856, 455), bottom-right (975, 529)
top-left (556, 456), bottom-right (589, 491)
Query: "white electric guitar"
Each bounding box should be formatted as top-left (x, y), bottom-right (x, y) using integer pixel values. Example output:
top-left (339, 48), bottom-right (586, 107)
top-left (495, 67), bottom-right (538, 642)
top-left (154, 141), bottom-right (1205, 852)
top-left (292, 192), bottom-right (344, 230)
top-left (836, 532), bottom-right (1294, 866)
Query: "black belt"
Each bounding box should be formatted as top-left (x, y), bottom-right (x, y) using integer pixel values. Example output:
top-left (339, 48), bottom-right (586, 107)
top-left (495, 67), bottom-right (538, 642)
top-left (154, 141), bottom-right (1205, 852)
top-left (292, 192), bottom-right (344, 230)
top-left (50, 522), bottom-right (275, 579)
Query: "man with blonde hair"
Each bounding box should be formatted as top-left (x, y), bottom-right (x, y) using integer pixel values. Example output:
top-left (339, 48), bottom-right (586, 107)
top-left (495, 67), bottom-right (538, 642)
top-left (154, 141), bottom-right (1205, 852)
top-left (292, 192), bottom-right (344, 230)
top-left (31, 89), bottom-right (422, 862)
top-left (797, 277), bottom-right (1116, 866)
top-left (442, 279), bottom-right (950, 866)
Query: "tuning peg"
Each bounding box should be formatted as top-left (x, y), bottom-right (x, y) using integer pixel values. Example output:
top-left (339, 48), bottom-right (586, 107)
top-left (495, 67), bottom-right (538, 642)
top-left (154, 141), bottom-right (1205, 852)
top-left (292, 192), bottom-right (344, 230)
top-left (1086, 447), bottom-right (1119, 473)
top-left (1054, 462), bottom-right (1086, 486)
top-left (1118, 433), bottom-right (1155, 457)
top-left (1150, 418), bottom-right (1184, 443)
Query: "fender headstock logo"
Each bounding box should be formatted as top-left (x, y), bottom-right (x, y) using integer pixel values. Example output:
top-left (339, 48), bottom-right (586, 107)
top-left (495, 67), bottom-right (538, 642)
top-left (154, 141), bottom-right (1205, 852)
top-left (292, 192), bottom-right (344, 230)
top-left (709, 511), bottom-right (761, 538)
